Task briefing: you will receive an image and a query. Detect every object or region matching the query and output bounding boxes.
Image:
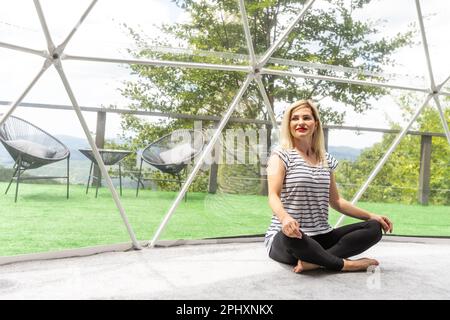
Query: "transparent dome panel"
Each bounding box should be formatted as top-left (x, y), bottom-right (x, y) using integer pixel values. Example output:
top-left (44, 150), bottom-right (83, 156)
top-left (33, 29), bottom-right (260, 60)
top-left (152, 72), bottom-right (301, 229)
top-left (0, 1), bottom-right (46, 49)
top-left (65, 0), bottom-right (248, 67)
top-left (265, 0), bottom-right (428, 91)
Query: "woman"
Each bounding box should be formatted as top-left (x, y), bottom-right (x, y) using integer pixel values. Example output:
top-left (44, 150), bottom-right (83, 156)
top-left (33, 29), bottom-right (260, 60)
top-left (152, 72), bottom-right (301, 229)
top-left (265, 99), bottom-right (393, 273)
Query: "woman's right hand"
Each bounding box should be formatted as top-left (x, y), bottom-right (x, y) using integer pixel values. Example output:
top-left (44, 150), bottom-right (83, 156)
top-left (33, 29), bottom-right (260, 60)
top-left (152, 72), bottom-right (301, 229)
top-left (282, 215), bottom-right (302, 239)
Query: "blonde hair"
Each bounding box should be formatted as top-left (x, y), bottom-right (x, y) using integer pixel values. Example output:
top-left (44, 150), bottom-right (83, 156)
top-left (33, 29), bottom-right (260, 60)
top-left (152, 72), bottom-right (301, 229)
top-left (280, 99), bottom-right (327, 166)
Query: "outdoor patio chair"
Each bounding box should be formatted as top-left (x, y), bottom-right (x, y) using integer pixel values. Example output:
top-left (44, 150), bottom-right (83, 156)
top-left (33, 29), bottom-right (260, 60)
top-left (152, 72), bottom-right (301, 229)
top-left (0, 115), bottom-right (70, 202)
top-left (135, 129), bottom-right (205, 199)
top-left (79, 148), bottom-right (132, 198)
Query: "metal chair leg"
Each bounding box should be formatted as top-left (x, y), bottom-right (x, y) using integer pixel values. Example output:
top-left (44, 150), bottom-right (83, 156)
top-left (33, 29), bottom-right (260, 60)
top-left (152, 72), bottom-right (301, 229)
top-left (86, 161), bottom-right (93, 194)
top-left (66, 156), bottom-right (70, 199)
top-left (119, 162), bottom-right (123, 196)
top-left (183, 168), bottom-right (188, 202)
top-left (5, 158), bottom-right (20, 195)
top-left (136, 158), bottom-right (143, 197)
top-left (176, 173), bottom-right (187, 202)
top-left (95, 165), bottom-right (100, 198)
top-left (14, 156), bottom-right (22, 203)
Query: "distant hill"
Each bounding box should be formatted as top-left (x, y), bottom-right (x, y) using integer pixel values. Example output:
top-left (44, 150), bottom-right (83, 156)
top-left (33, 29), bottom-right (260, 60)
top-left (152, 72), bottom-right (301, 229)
top-left (1, 136), bottom-right (363, 164)
top-left (0, 144), bottom-right (12, 165)
top-left (55, 135), bottom-right (92, 160)
top-left (328, 146), bottom-right (362, 161)
top-left (0, 135), bottom-right (92, 164)
top-left (0, 135), bottom-right (129, 184)
top-left (0, 135), bottom-right (363, 185)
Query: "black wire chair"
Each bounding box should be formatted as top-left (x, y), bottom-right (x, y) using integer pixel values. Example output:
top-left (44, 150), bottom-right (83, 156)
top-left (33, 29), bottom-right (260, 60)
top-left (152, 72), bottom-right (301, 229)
top-left (0, 115), bottom-right (70, 202)
top-left (136, 129), bottom-right (205, 199)
top-left (79, 148), bottom-right (132, 198)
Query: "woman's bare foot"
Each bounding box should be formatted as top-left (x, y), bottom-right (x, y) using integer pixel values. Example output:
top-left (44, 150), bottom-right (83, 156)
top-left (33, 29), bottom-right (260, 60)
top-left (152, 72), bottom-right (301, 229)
top-left (342, 258), bottom-right (379, 272)
top-left (293, 259), bottom-right (321, 273)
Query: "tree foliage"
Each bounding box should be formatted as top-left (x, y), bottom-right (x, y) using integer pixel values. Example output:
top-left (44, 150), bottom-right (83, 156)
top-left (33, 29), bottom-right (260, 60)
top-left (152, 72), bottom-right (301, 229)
top-left (336, 102), bottom-right (449, 205)
top-left (117, 0), bottom-right (413, 188)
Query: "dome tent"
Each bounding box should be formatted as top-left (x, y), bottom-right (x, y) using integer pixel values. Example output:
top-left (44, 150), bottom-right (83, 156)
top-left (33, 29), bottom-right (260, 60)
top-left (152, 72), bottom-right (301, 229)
top-left (0, 0), bottom-right (449, 254)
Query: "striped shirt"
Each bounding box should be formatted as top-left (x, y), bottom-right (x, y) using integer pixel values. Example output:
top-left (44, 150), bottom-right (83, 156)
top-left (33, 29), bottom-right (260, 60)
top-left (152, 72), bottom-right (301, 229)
top-left (264, 147), bottom-right (339, 254)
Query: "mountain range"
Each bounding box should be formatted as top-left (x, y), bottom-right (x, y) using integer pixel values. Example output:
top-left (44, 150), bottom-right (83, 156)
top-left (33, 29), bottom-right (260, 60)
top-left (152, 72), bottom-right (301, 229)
top-left (0, 135), bottom-right (362, 184)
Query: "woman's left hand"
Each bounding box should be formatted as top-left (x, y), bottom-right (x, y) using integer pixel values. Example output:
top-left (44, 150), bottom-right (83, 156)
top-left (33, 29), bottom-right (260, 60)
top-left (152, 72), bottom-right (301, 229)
top-left (369, 214), bottom-right (393, 234)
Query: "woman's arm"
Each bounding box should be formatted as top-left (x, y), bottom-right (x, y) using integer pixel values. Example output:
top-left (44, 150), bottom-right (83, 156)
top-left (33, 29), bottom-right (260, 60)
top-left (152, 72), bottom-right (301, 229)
top-left (329, 173), bottom-right (393, 233)
top-left (267, 154), bottom-right (302, 238)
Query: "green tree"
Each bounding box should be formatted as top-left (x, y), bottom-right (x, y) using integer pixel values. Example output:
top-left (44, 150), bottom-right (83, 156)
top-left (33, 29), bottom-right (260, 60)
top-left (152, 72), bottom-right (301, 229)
top-left (336, 103), bottom-right (450, 205)
top-left (117, 0), bottom-right (412, 190)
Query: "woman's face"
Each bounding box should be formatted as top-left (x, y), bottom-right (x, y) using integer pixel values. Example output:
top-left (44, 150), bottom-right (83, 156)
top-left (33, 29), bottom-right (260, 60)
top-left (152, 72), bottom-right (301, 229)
top-left (289, 106), bottom-right (316, 141)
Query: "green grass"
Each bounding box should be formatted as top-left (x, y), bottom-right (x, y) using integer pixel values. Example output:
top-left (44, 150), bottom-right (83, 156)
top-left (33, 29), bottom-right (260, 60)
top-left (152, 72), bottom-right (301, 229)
top-left (0, 182), bottom-right (449, 256)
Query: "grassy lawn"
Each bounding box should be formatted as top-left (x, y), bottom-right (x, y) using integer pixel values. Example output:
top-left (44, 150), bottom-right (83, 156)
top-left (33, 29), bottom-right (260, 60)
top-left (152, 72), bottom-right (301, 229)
top-left (0, 182), bottom-right (449, 256)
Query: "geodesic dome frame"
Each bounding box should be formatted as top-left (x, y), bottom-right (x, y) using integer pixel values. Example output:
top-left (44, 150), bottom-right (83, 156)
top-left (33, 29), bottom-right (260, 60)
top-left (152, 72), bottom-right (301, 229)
top-left (0, 0), bottom-right (449, 251)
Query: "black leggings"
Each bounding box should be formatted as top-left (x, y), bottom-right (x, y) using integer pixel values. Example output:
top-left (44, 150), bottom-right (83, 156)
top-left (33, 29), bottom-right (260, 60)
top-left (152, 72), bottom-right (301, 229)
top-left (269, 220), bottom-right (383, 271)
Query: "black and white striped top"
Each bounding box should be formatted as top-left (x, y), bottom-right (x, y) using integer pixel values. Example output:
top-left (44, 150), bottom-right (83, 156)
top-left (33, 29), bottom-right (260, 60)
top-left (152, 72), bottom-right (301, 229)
top-left (264, 147), bottom-right (339, 253)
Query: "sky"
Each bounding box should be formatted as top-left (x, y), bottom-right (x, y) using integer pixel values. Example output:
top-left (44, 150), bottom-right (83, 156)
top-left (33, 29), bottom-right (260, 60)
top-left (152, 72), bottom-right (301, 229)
top-left (0, 0), bottom-right (449, 149)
